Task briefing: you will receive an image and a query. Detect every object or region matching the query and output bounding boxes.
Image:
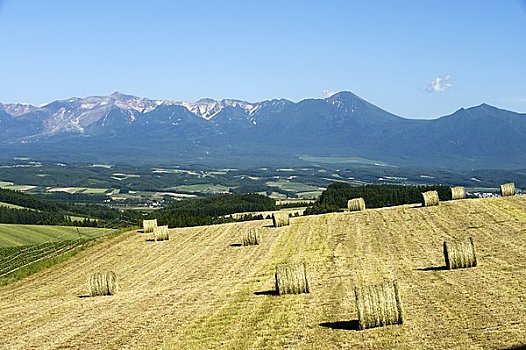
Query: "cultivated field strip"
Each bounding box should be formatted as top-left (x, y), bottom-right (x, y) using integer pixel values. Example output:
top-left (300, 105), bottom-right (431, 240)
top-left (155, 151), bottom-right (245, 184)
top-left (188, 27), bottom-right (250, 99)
top-left (0, 225), bottom-right (111, 247)
top-left (0, 197), bottom-right (525, 349)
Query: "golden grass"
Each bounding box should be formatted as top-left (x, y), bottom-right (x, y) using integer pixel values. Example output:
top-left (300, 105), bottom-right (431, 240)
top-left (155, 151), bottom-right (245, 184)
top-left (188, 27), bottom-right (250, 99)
top-left (450, 186), bottom-right (466, 200)
top-left (142, 219), bottom-right (158, 233)
top-left (241, 228), bottom-right (260, 246)
top-left (88, 271), bottom-right (117, 296)
top-left (354, 281), bottom-right (403, 330)
top-left (443, 237), bottom-right (477, 270)
top-left (421, 190), bottom-right (439, 207)
top-left (275, 263), bottom-right (310, 295)
top-left (1, 196), bottom-right (526, 349)
top-left (500, 182), bottom-right (516, 197)
top-left (272, 212), bottom-right (290, 227)
top-left (347, 197), bottom-right (366, 212)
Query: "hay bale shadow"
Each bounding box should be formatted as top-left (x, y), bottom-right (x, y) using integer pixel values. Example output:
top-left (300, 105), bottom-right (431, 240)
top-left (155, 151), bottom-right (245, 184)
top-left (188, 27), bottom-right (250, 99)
top-left (230, 243), bottom-right (243, 247)
top-left (78, 294), bottom-right (91, 298)
top-left (414, 205), bottom-right (432, 209)
top-left (502, 346), bottom-right (526, 350)
top-left (417, 266), bottom-right (447, 271)
top-left (319, 320), bottom-right (360, 331)
top-left (254, 290), bottom-right (278, 296)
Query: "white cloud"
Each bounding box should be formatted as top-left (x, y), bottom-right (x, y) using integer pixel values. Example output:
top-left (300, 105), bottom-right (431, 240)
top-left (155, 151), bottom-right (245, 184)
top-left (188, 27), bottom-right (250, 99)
top-left (426, 76), bottom-right (452, 93)
top-left (322, 90), bottom-right (337, 98)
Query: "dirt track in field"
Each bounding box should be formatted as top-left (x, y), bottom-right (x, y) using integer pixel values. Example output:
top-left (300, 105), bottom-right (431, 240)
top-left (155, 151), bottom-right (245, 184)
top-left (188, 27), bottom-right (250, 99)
top-left (1, 196), bottom-right (526, 349)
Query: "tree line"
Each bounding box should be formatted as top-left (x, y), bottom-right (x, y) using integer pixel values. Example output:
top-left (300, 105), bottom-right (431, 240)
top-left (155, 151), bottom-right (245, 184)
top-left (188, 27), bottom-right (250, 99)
top-left (151, 193), bottom-right (275, 228)
top-left (0, 206), bottom-right (66, 225)
top-left (305, 183), bottom-right (451, 215)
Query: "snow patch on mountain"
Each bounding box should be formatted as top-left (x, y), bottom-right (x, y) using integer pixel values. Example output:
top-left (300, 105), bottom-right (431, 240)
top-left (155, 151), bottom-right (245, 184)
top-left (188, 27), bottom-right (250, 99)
top-left (0, 103), bottom-right (39, 117)
top-left (111, 91), bottom-right (169, 113)
top-left (174, 98), bottom-right (259, 119)
top-left (43, 107), bottom-right (86, 134)
top-left (0, 92), bottom-right (295, 135)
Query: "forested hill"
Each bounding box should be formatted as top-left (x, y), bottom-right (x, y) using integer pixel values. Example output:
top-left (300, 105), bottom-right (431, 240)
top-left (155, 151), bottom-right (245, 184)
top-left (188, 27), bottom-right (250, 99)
top-left (152, 193), bottom-right (276, 228)
top-left (0, 188), bottom-right (132, 226)
top-left (306, 183), bottom-right (451, 214)
top-left (0, 188), bottom-right (61, 212)
top-left (0, 190), bottom-right (277, 228)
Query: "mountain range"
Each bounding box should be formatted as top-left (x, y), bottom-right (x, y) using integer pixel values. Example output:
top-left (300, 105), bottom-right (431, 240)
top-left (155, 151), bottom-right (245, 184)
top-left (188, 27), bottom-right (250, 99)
top-left (1, 91), bottom-right (525, 169)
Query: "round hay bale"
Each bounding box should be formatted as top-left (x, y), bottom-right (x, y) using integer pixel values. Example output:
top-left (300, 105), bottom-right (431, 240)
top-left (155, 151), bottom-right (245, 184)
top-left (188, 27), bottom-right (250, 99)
top-left (88, 271), bottom-right (117, 297)
top-left (242, 228), bottom-right (260, 246)
top-left (153, 225), bottom-right (169, 241)
top-left (354, 281), bottom-right (404, 330)
top-left (142, 219), bottom-right (158, 233)
top-left (347, 197), bottom-right (366, 212)
top-left (275, 263), bottom-right (310, 295)
top-left (272, 212), bottom-right (290, 228)
top-left (450, 186), bottom-right (466, 200)
top-left (443, 237), bottom-right (477, 270)
top-left (500, 182), bottom-right (516, 197)
top-left (421, 190), bottom-right (439, 207)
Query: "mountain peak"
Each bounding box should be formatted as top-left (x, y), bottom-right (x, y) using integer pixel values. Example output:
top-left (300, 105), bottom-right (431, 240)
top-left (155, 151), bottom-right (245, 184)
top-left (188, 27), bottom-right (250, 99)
top-left (325, 91), bottom-right (365, 102)
top-left (110, 91), bottom-right (134, 100)
top-left (1, 91), bottom-right (525, 169)
top-left (470, 103), bottom-right (493, 110)
top-left (464, 103), bottom-right (503, 113)
top-left (195, 98), bottom-right (217, 104)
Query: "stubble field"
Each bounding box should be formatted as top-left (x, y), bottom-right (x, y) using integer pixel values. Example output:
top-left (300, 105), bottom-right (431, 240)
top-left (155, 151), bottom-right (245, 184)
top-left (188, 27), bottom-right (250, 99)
top-left (0, 196), bottom-right (525, 349)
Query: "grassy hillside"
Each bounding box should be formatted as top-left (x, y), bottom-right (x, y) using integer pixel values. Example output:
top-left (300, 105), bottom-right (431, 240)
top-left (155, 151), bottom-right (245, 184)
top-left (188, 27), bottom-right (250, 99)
top-left (0, 196), bottom-right (525, 349)
top-left (0, 225), bottom-right (112, 247)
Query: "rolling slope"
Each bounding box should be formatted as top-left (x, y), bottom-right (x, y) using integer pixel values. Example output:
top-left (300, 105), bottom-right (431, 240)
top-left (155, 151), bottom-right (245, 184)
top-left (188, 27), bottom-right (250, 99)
top-left (0, 225), bottom-right (112, 246)
top-left (0, 197), bottom-right (525, 349)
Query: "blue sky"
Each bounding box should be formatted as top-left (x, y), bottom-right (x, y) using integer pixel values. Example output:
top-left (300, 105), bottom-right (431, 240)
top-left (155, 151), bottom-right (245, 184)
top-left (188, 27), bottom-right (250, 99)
top-left (0, 0), bottom-right (525, 119)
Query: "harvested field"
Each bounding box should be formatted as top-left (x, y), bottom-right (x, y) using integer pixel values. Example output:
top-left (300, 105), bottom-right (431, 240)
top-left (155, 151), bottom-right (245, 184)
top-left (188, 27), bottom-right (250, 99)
top-left (0, 196), bottom-right (526, 349)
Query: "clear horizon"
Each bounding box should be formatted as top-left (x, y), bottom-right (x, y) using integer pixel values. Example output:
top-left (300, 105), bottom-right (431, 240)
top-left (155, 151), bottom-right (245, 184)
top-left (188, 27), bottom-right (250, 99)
top-left (1, 0), bottom-right (525, 119)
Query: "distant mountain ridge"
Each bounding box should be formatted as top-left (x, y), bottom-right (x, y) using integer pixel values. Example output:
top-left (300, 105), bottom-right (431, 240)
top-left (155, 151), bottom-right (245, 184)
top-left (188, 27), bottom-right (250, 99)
top-left (0, 91), bottom-right (525, 169)
top-left (0, 91), bottom-right (282, 135)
